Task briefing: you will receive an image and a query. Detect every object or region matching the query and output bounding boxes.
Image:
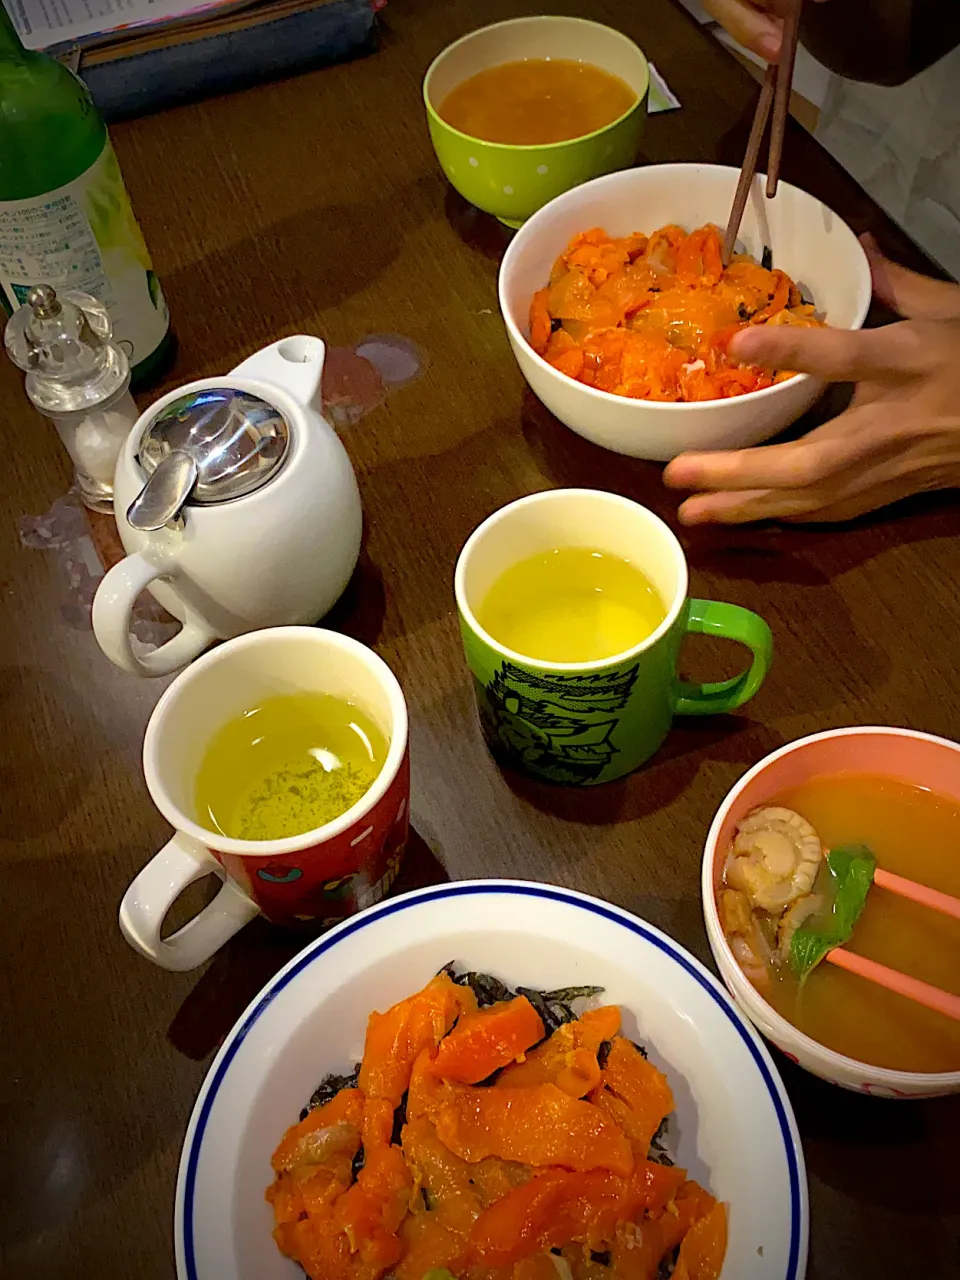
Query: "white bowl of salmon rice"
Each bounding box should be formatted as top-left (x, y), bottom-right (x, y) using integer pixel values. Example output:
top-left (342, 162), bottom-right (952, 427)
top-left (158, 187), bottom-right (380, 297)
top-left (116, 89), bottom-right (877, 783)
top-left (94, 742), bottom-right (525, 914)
top-left (175, 880), bottom-right (808, 1280)
top-left (499, 163), bottom-right (872, 461)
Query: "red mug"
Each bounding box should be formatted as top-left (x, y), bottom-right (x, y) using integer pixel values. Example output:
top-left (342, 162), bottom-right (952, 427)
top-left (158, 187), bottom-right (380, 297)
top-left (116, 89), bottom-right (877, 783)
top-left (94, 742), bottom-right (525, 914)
top-left (119, 627), bottom-right (409, 971)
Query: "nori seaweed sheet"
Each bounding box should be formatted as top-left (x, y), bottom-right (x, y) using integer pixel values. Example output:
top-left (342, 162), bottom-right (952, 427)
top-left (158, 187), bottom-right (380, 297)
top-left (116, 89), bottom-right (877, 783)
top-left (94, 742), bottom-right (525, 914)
top-left (517, 984), bottom-right (605, 1036)
top-left (441, 963), bottom-right (514, 1008)
top-left (649, 1115), bottom-right (674, 1167)
top-left (657, 1243), bottom-right (681, 1278)
top-left (300, 1064), bottom-right (360, 1121)
top-left (441, 963), bottom-right (603, 1037)
top-left (391, 1091), bottom-right (408, 1146)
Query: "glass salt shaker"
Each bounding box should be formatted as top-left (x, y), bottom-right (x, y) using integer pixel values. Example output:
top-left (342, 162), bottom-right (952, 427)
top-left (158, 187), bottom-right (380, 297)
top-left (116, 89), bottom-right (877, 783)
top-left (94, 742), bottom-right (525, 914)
top-left (4, 284), bottom-right (140, 512)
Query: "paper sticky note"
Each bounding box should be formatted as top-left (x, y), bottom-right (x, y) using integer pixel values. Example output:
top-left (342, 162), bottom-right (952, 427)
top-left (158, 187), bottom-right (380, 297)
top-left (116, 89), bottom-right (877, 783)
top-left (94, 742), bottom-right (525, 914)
top-left (648, 63), bottom-right (682, 114)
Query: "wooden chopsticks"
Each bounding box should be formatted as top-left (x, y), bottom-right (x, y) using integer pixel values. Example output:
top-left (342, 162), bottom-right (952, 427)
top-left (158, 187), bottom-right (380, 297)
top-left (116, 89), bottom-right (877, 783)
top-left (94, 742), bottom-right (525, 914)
top-left (721, 64), bottom-right (775, 266)
top-left (722, 0), bottom-right (803, 265)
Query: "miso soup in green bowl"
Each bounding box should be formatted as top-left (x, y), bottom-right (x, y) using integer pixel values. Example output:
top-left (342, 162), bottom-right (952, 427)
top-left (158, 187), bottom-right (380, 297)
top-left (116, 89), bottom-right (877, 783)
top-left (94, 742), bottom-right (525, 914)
top-left (424, 15), bottom-right (649, 228)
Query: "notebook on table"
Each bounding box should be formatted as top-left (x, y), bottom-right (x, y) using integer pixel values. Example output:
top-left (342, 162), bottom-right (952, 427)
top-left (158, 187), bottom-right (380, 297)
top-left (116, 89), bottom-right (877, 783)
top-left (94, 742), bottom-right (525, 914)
top-left (6, 0), bottom-right (380, 119)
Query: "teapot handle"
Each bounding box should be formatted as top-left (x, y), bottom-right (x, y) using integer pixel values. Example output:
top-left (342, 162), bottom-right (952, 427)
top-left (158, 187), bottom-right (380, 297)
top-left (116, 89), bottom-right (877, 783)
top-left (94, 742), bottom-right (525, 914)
top-left (92, 549), bottom-right (216, 677)
top-left (231, 335), bottom-right (326, 410)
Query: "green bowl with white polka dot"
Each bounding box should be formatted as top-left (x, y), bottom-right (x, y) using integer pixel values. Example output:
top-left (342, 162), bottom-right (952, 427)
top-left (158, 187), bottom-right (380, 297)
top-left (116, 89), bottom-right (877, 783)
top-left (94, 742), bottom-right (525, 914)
top-left (424, 16), bottom-right (649, 229)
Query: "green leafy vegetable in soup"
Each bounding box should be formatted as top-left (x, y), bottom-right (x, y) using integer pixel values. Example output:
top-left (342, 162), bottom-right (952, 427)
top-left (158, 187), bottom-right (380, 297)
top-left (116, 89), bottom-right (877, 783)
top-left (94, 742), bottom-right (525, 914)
top-left (789, 844), bottom-right (877, 982)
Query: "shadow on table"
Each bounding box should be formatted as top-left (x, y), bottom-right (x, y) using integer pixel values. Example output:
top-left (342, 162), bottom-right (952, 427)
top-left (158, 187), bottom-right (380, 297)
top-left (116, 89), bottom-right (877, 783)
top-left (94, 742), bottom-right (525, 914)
top-left (166, 828), bottom-right (450, 1062)
top-left (158, 173), bottom-right (440, 380)
top-left (777, 1056), bottom-right (960, 1216)
top-left (519, 386), bottom-right (960, 577)
top-left (322, 542), bottom-right (388, 649)
top-left (443, 187), bottom-right (513, 266)
top-left (497, 715), bottom-right (786, 827)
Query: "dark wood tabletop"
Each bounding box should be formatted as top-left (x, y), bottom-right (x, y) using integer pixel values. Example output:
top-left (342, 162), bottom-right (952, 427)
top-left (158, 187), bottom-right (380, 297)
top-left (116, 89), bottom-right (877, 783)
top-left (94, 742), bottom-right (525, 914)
top-left (2, 1), bottom-right (959, 1277)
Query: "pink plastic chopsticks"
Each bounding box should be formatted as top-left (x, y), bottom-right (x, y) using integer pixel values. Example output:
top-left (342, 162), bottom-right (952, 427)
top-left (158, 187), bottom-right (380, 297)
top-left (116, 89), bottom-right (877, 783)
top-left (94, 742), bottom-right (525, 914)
top-left (826, 869), bottom-right (960, 1023)
top-left (873, 867), bottom-right (960, 921)
top-left (825, 949), bottom-right (960, 1023)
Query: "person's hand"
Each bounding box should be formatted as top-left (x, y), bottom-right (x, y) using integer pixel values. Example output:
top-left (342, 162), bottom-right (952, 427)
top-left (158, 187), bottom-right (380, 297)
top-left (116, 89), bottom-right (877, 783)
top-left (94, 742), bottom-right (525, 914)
top-left (701, 0), bottom-right (826, 62)
top-left (663, 239), bottom-right (960, 524)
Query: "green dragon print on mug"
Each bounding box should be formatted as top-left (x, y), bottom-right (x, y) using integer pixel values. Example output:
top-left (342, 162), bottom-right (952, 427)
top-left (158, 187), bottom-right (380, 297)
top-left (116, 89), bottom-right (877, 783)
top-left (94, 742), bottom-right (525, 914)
top-left (455, 489), bottom-right (773, 785)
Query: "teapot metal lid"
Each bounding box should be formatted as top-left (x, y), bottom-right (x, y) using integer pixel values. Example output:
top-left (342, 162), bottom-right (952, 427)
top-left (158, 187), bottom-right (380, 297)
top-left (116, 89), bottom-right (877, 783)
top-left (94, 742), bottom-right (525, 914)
top-left (127, 387), bottom-right (290, 531)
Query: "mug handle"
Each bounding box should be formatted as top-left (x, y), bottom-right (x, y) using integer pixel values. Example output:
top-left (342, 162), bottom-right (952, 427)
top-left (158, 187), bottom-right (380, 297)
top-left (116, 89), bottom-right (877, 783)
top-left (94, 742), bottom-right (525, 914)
top-left (119, 832), bottom-right (260, 971)
top-left (92, 549), bottom-right (216, 677)
top-left (675, 599), bottom-right (773, 716)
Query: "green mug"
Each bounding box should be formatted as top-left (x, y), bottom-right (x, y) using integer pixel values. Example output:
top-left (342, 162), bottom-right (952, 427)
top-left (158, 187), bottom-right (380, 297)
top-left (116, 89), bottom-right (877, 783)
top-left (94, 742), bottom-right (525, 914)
top-left (455, 489), bottom-right (773, 785)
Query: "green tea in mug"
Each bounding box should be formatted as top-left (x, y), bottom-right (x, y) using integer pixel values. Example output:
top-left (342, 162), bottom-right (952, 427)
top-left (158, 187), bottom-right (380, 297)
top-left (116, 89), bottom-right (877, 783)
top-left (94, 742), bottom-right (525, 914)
top-left (476, 546), bottom-right (666, 663)
top-left (195, 693), bottom-right (388, 841)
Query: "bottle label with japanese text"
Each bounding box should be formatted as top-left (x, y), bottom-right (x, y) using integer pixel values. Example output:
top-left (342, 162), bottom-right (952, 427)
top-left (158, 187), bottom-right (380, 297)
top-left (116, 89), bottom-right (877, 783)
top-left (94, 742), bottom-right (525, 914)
top-left (0, 140), bottom-right (169, 368)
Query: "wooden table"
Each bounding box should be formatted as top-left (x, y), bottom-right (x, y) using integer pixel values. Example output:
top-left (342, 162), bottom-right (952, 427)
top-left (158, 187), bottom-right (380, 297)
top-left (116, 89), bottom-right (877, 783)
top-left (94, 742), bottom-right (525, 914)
top-left (2, 1), bottom-right (958, 1277)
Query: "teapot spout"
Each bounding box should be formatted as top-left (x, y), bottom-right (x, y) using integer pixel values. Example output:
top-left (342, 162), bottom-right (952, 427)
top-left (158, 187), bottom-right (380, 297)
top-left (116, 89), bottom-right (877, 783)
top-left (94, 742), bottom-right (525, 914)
top-left (231, 336), bottom-right (325, 411)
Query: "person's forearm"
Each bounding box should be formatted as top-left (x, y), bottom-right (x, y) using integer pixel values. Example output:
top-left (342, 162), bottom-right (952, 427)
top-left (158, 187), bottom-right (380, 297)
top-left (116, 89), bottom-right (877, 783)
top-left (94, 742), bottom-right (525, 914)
top-left (800, 0), bottom-right (960, 86)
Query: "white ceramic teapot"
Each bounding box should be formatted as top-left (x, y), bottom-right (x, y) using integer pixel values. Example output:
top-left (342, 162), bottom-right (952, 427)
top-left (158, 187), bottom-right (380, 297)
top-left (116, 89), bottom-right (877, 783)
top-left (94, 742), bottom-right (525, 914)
top-left (92, 336), bottom-right (362, 677)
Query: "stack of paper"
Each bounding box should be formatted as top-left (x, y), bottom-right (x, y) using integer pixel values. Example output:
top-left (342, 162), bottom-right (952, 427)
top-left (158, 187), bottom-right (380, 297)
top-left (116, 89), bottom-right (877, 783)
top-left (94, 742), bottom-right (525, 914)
top-left (7, 0), bottom-right (258, 50)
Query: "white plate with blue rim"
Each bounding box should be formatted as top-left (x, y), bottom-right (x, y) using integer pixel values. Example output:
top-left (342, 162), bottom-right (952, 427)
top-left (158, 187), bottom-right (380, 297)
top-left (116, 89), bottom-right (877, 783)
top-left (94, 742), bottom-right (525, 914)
top-left (175, 880), bottom-right (808, 1279)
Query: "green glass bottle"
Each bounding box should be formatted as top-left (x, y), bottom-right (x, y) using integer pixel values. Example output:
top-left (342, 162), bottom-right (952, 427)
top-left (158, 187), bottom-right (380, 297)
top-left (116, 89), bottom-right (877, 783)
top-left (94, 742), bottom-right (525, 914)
top-left (0, 6), bottom-right (173, 386)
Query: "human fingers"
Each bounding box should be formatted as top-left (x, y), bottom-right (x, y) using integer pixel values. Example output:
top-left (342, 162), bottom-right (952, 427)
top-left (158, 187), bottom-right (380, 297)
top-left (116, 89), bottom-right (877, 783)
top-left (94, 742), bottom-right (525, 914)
top-left (676, 485), bottom-right (821, 524)
top-left (677, 472), bottom-right (926, 525)
top-left (782, 479), bottom-right (916, 523)
top-left (729, 321), bottom-right (928, 381)
top-left (664, 414), bottom-right (864, 494)
top-left (672, 438), bottom-right (915, 524)
top-left (671, 402), bottom-right (960, 524)
top-left (861, 234), bottom-right (960, 322)
top-left (701, 0), bottom-right (785, 60)
top-left (780, 459), bottom-right (958, 522)
top-left (677, 471), bottom-right (928, 525)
